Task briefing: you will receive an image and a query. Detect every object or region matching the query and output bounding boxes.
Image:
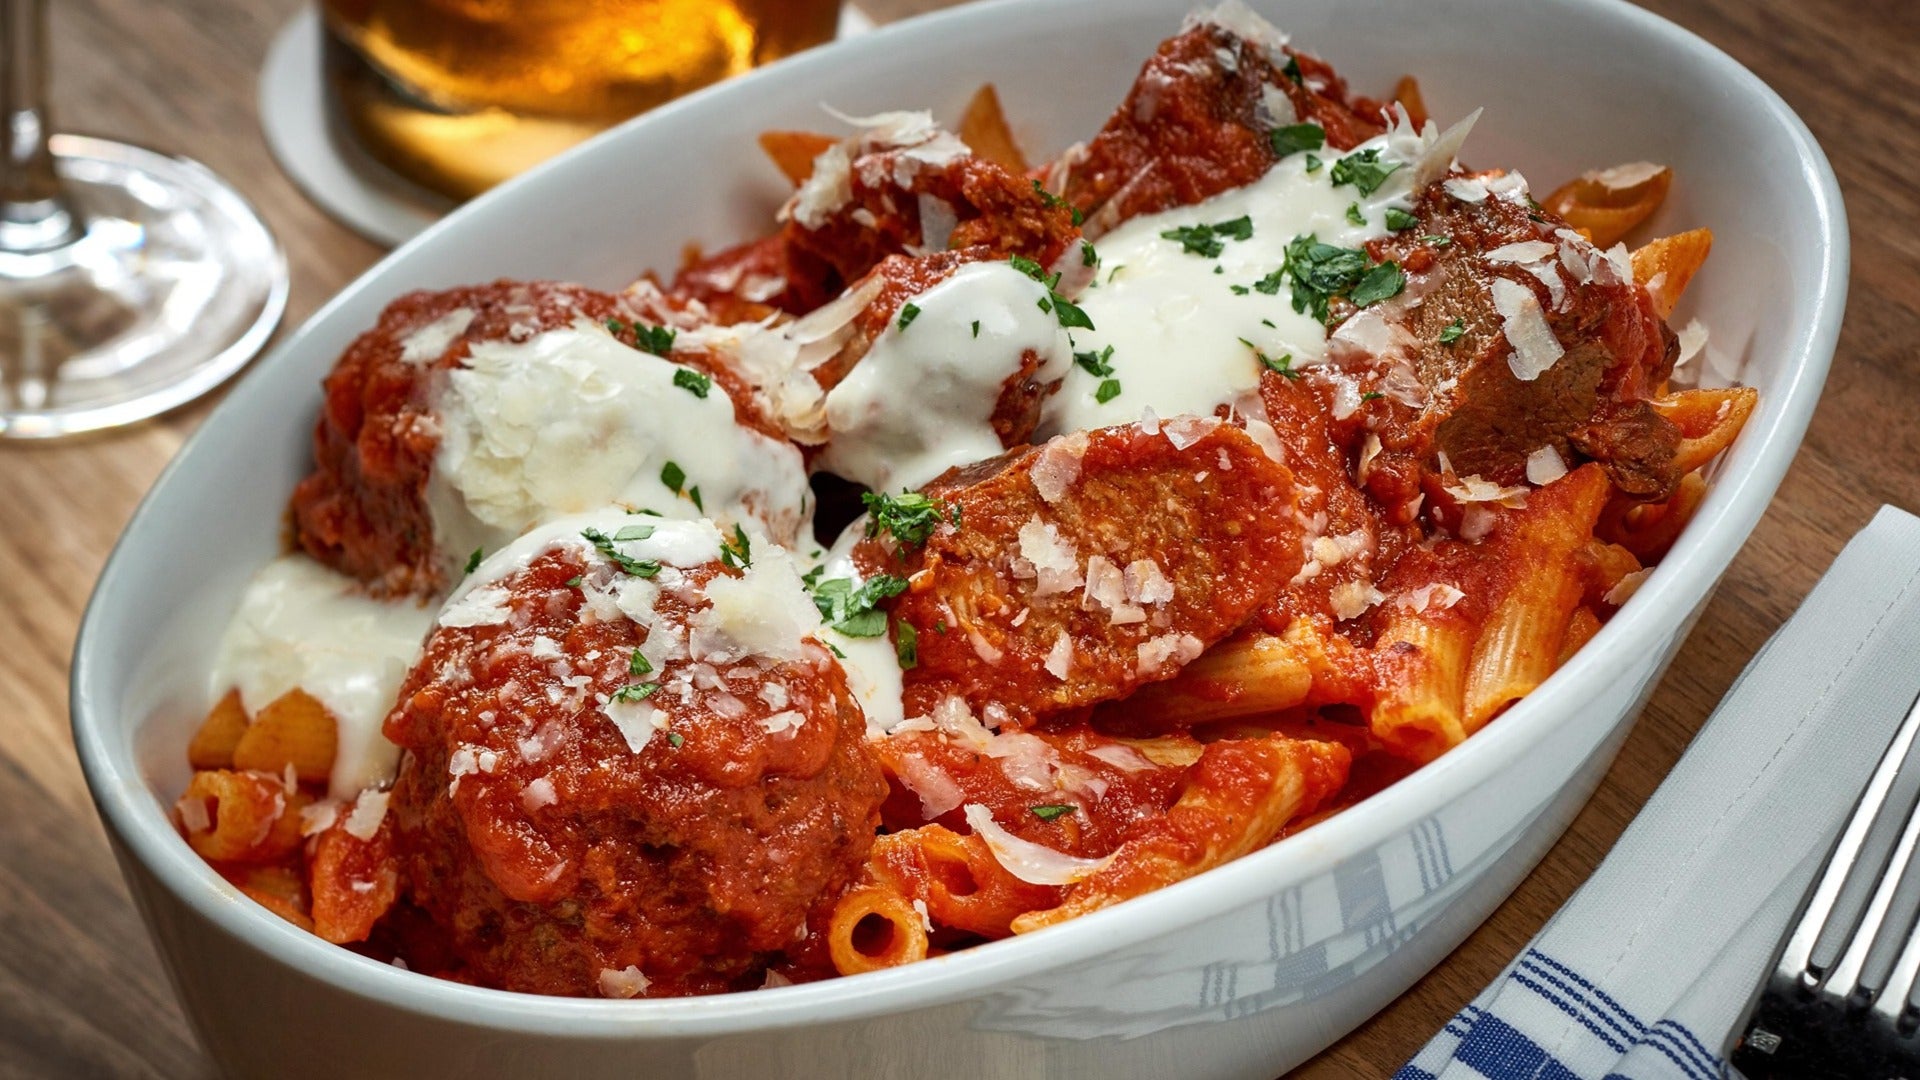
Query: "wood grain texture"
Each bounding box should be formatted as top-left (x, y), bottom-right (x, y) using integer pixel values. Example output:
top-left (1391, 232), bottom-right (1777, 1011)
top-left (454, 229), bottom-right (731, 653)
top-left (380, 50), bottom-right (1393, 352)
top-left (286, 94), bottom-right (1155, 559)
top-left (2, 0), bottom-right (1915, 1076)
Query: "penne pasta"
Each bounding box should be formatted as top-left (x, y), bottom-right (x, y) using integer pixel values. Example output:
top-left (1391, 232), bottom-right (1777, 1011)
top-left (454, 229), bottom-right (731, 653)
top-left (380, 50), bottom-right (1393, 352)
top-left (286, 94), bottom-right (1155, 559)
top-left (188, 689), bottom-right (249, 771)
top-left (826, 885), bottom-right (932, 976)
top-left (757, 130), bottom-right (838, 187)
top-left (178, 769), bottom-right (308, 864)
top-left (230, 688), bottom-right (338, 785)
top-left (1012, 736), bottom-right (1349, 933)
top-left (1631, 228), bottom-right (1712, 319)
top-left (956, 83), bottom-right (1029, 174)
top-left (1651, 386), bottom-right (1757, 475)
top-left (1541, 163), bottom-right (1672, 248)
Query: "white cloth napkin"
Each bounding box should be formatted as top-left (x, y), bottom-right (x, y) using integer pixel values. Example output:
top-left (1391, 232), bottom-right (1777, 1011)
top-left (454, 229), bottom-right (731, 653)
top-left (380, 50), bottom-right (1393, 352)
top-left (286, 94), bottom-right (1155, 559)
top-left (1399, 505), bottom-right (1920, 1080)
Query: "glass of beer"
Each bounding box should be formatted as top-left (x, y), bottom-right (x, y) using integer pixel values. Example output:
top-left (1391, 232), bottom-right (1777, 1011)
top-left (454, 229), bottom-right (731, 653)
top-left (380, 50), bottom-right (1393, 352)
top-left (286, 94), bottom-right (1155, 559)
top-left (320, 0), bottom-right (846, 202)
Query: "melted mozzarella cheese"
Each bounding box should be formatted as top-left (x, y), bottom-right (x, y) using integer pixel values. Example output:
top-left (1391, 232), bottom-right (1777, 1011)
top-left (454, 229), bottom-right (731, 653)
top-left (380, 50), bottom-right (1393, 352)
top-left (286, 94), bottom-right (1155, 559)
top-left (818, 261), bottom-right (1072, 492)
top-left (426, 320), bottom-right (811, 577)
top-left (813, 522), bottom-right (907, 738)
top-left (209, 555), bottom-right (435, 798)
top-left (1042, 143), bottom-right (1399, 436)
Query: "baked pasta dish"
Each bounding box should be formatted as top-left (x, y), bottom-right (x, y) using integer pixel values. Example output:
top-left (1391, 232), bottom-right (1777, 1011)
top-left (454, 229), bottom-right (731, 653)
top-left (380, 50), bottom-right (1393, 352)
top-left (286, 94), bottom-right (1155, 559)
top-left (175, 2), bottom-right (1750, 998)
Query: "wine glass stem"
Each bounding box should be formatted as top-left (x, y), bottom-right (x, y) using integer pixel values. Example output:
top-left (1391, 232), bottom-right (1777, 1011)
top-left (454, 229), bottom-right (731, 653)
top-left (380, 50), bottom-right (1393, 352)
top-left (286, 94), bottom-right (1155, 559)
top-left (1, 0), bottom-right (78, 254)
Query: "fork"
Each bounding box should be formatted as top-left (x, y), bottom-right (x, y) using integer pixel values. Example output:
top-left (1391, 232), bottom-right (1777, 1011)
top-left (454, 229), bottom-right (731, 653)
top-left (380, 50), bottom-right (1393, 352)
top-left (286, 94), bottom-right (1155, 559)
top-left (1733, 689), bottom-right (1920, 1078)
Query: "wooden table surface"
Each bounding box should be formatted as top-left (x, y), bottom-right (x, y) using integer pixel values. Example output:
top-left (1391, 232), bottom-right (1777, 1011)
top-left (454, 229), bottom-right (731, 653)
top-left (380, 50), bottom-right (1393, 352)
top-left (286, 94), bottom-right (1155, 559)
top-left (4, 0), bottom-right (1915, 1075)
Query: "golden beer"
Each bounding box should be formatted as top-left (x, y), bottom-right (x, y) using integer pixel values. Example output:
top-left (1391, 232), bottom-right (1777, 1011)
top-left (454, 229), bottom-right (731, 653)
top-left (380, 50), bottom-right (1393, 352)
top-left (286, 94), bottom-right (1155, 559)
top-left (321, 0), bottom-right (844, 201)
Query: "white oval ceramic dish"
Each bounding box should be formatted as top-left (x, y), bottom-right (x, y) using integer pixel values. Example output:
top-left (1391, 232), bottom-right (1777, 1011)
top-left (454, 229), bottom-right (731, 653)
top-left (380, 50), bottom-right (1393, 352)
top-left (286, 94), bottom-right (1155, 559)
top-left (72, 0), bottom-right (1846, 1076)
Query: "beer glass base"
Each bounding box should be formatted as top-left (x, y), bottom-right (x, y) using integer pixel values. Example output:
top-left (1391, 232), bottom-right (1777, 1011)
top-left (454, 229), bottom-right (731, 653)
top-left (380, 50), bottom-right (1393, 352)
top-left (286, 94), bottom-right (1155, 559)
top-left (0, 135), bottom-right (288, 439)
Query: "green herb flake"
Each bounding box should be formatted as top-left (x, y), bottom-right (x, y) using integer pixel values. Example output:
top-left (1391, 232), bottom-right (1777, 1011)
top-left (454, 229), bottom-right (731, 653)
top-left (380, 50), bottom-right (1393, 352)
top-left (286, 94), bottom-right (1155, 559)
top-left (688, 485), bottom-right (704, 513)
top-left (1073, 344), bottom-right (1116, 378)
top-left (580, 527), bottom-right (662, 577)
top-left (1253, 268), bottom-right (1286, 295)
top-left (1031, 803), bottom-right (1077, 821)
top-left (633, 324), bottom-right (676, 356)
top-left (1052, 296), bottom-right (1094, 331)
top-left (895, 622), bottom-right (918, 670)
top-left (1229, 284), bottom-right (1250, 295)
top-left (1384, 207), bottom-right (1419, 231)
top-left (1282, 55), bottom-right (1303, 84)
top-left (660, 461), bottom-right (686, 494)
top-left (1081, 241), bottom-right (1099, 268)
top-left (667, 731), bottom-right (685, 748)
top-left (862, 490), bottom-right (947, 547)
top-left (463, 547), bottom-right (484, 575)
top-left (1270, 122), bottom-right (1325, 158)
top-left (934, 619), bottom-right (948, 635)
top-left (565, 575), bottom-right (583, 588)
top-left (718, 523), bottom-right (753, 570)
top-left (1329, 148), bottom-right (1402, 197)
top-left (897, 302), bottom-right (921, 332)
top-left (1030, 179), bottom-right (1084, 226)
top-left (1349, 261), bottom-right (1406, 307)
top-left (1241, 338), bottom-right (1300, 380)
top-left (1421, 234), bottom-right (1453, 247)
top-left (971, 319), bottom-right (981, 338)
top-left (1095, 378), bottom-right (1123, 404)
top-left (611, 682), bottom-right (660, 703)
top-left (809, 574), bottom-right (910, 638)
top-left (1304, 153), bottom-right (1323, 173)
top-left (1346, 203), bottom-right (1366, 227)
top-left (1438, 317), bottom-right (1466, 345)
top-left (828, 643), bottom-right (847, 659)
top-left (612, 524), bottom-right (655, 542)
top-left (1281, 233), bottom-right (1370, 323)
top-left (629, 649), bottom-right (653, 676)
top-left (672, 368), bottom-right (712, 398)
top-left (1361, 391), bottom-right (1386, 402)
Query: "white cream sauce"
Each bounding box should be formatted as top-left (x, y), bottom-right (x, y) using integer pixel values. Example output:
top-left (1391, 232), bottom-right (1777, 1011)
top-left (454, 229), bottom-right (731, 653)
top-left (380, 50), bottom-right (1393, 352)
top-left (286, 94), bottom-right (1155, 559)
top-left (426, 319), bottom-right (812, 578)
top-left (813, 520), bottom-right (907, 738)
top-left (208, 555), bottom-right (436, 798)
top-left (818, 261), bottom-right (1073, 492)
top-left (1042, 139), bottom-right (1403, 436)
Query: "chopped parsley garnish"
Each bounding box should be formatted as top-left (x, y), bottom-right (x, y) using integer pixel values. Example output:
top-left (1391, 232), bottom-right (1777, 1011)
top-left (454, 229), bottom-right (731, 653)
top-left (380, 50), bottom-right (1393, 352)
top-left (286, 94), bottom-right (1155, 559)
top-left (971, 320), bottom-right (981, 338)
top-left (1081, 241), bottom-right (1099, 267)
top-left (1094, 378), bottom-right (1123, 404)
top-left (895, 622), bottom-right (918, 669)
top-left (1009, 255), bottom-right (1095, 331)
top-left (632, 323), bottom-right (676, 356)
top-left (1438, 317), bottom-right (1467, 345)
top-left (1281, 234), bottom-right (1370, 322)
top-left (897, 302), bottom-right (921, 332)
top-left (1329, 148), bottom-right (1402, 197)
top-left (1346, 203), bottom-right (1366, 227)
top-left (565, 575), bottom-right (583, 588)
top-left (463, 547), bottom-right (484, 575)
top-left (862, 490), bottom-right (948, 547)
top-left (1384, 207), bottom-right (1419, 231)
top-left (1361, 391), bottom-right (1386, 402)
top-left (1242, 338), bottom-right (1300, 380)
top-left (1304, 153), bottom-right (1323, 173)
top-left (827, 643), bottom-right (846, 658)
top-left (660, 461), bottom-right (686, 494)
top-left (809, 574), bottom-right (909, 637)
top-left (1073, 344), bottom-right (1115, 378)
top-left (629, 649), bottom-right (653, 676)
top-left (688, 485), bottom-right (704, 513)
top-left (1031, 179), bottom-right (1085, 226)
top-left (1421, 234), bottom-right (1453, 247)
top-left (718, 523), bottom-right (752, 570)
top-left (1282, 54), bottom-right (1303, 84)
top-left (1348, 261), bottom-right (1407, 307)
top-left (1159, 216), bottom-right (1253, 259)
top-left (1230, 284), bottom-right (1250, 295)
top-left (1031, 804), bottom-right (1077, 821)
top-left (801, 563), bottom-right (826, 588)
top-left (934, 619), bottom-right (948, 635)
top-left (1253, 268), bottom-right (1286, 295)
top-left (611, 682), bottom-right (659, 703)
top-left (1107, 264), bottom-right (1125, 283)
top-left (613, 524), bottom-right (655, 542)
top-left (672, 368), bottom-right (712, 398)
top-left (1270, 122), bottom-right (1325, 157)
top-left (581, 527), bottom-right (661, 577)
top-left (667, 731), bottom-right (685, 748)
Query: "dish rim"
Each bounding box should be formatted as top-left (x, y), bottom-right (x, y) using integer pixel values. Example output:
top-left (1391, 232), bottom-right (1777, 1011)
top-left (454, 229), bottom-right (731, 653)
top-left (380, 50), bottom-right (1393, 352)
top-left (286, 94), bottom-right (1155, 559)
top-left (71, 0), bottom-right (1848, 1038)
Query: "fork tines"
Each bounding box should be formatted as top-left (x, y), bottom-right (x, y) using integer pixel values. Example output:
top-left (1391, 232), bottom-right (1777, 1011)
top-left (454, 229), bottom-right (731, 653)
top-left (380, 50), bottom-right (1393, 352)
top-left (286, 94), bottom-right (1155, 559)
top-left (1734, 689), bottom-right (1920, 1078)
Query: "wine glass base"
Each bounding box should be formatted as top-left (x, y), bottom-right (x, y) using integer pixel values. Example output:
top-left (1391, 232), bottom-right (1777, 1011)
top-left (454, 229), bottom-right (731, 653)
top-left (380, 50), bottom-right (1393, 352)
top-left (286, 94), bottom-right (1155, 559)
top-left (0, 134), bottom-right (288, 439)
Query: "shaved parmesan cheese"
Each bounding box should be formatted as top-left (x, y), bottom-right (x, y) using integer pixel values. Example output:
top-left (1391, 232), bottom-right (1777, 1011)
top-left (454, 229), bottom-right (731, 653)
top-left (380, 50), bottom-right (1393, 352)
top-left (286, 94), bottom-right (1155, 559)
top-left (1163, 415), bottom-right (1222, 450)
top-left (1605, 567), bottom-right (1655, 606)
top-left (1329, 580), bottom-right (1387, 621)
top-left (761, 710), bottom-right (806, 735)
top-left (1587, 161), bottom-right (1665, 190)
top-left (1017, 518), bottom-right (1084, 596)
top-left (1444, 176), bottom-right (1490, 203)
top-left (688, 547), bottom-right (822, 664)
top-left (1124, 559), bottom-right (1175, 605)
top-left (343, 789), bottom-right (390, 841)
top-left (1490, 278), bottom-right (1564, 380)
top-left (438, 583), bottom-right (513, 628)
top-left (1193, 0), bottom-right (1290, 58)
top-left (300, 800), bottom-right (339, 837)
top-left (1082, 556), bottom-right (1146, 624)
top-left (1526, 446), bottom-right (1569, 486)
top-left (1486, 242), bottom-right (1556, 265)
top-left (598, 966), bottom-right (651, 999)
top-left (176, 795), bottom-right (211, 834)
top-left (963, 803), bottom-right (1106, 885)
top-left (1445, 472), bottom-right (1531, 507)
top-left (1086, 744), bottom-right (1155, 772)
top-left (522, 776), bottom-right (557, 813)
top-left (1675, 318), bottom-right (1709, 369)
top-left (1031, 433), bottom-right (1087, 503)
top-left (1137, 632), bottom-right (1204, 676)
top-left (1401, 583), bottom-right (1465, 614)
top-left (399, 308), bottom-right (475, 365)
top-left (604, 698), bottom-right (666, 754)
top-left (917, 193), bottom-right (957, 253)
top-left (1044, 632), bottom-right (1074, 680)
top-left (895, 751), bottom-right (965, 818)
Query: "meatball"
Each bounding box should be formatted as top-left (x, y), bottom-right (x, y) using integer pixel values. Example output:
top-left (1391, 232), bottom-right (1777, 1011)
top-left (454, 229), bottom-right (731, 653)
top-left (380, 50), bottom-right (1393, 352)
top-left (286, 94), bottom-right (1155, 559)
top-left (289, 281), bottom-right (812, 598)
top-left (381, 511), bottom-right (887, 996)
top-left (859, 419), bottom-right (1305, 723)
